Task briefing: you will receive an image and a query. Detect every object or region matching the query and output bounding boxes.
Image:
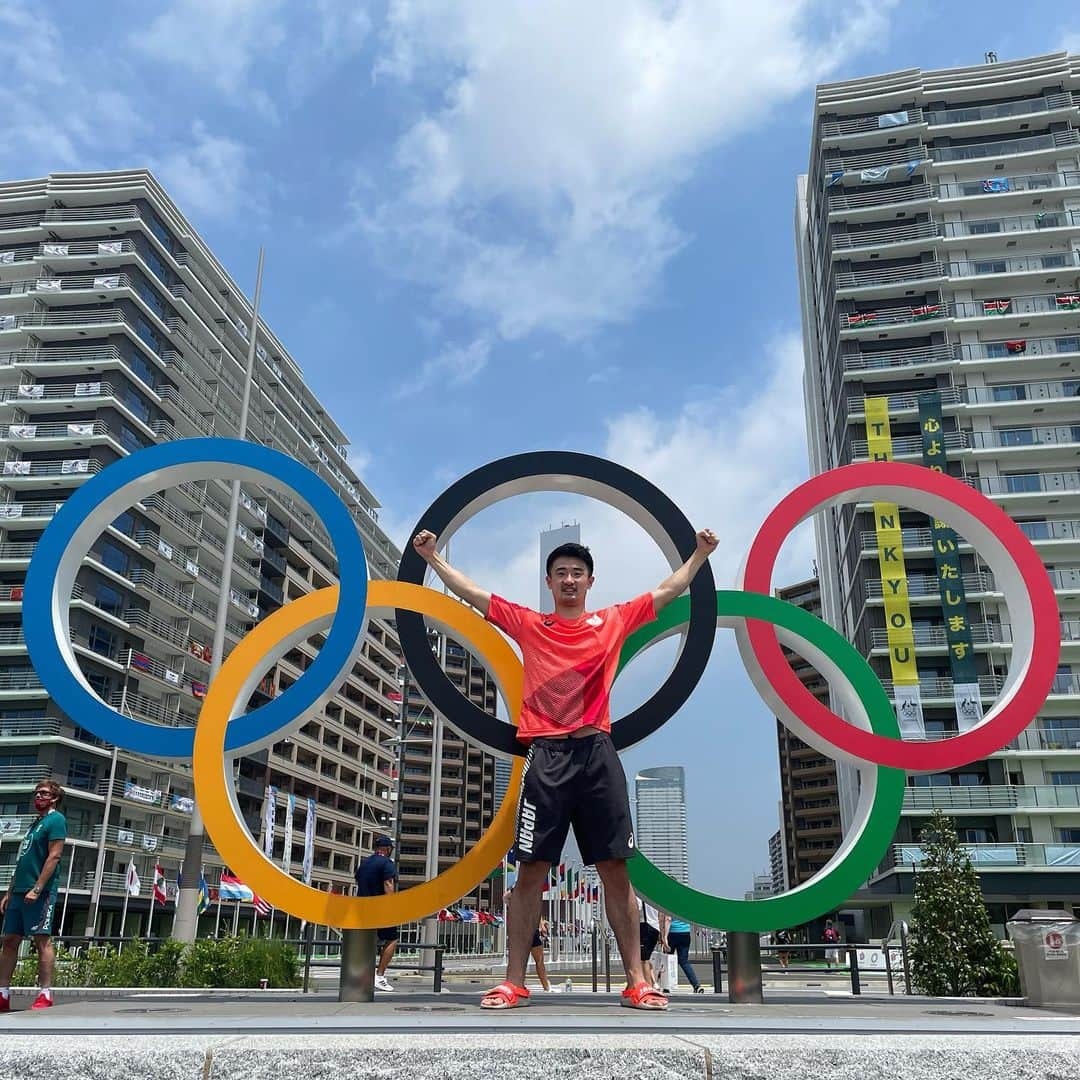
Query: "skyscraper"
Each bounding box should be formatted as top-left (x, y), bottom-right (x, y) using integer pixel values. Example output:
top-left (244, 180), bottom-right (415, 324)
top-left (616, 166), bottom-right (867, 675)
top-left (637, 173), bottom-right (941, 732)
top-left (634, 766), bottom-right (689, 884)
top-left (0, 170), bottom-right (402, 933)
top-left (796, 52), bottom-right (1080, 934)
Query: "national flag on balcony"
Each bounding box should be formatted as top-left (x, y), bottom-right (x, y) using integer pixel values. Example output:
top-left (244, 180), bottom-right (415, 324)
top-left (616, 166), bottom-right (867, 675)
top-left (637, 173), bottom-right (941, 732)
top-left (218, 871), bottom-right (254, 902)
top-left (1005, 340), bottom-right (1027, 354)
top-left (129, 651), bottom-right (151, 672)
top-left (846, 312), bottom-right (876, 327)
top-left (191, 681), bottom-right (207, 700)
top-left (824, 170), bottom-right (845, 188)
top-left (152, 863), bottom-right (168, 907)
top-left (1056, 294), bottom-right (1080, 310)
top-left (982, 299), bottom-right (1011, 315)
top-left (386, 689), bottom-right (403, 703)
top-left (251, 892), bottom-right (271, 917)
top-left (197, 875), bottom-right (211, 915)
top-left (912, 304), bottom-right (940, 321)
top-left (981, 178), bottom-right (1010, 193)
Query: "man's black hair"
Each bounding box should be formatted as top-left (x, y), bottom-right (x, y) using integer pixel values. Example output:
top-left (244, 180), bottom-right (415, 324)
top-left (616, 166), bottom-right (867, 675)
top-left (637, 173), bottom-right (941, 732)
top-left (546, 542), bottom-right (593, 576)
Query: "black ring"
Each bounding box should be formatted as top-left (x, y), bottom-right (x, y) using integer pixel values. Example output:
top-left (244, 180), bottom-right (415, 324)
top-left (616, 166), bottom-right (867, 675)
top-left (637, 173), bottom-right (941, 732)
top-left (396, 451), bottom-right (716, 757)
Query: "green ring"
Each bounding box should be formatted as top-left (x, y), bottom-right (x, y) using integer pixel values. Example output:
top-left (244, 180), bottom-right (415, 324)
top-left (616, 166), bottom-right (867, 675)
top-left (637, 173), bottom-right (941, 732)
top-left (618, 590), bottom-right (905, 932)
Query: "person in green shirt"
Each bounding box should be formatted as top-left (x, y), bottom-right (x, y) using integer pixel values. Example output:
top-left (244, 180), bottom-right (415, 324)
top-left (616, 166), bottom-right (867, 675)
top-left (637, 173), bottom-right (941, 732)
top-left (0, 780), bottom-right (67, 1011)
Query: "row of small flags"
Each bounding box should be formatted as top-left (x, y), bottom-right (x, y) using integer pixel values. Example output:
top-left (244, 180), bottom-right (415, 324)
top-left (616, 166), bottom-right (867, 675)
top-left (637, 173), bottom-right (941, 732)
top-left (123, 860), bottom-right (267, 915)
top-left (503, 852), bottom-right (600, 902)
top-left (437, 908), bottom-right (502, 924)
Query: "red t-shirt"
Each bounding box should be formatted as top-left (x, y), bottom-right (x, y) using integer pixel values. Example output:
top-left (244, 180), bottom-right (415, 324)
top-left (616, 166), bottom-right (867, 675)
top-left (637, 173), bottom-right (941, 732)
top-left (486, 593), bottom-right (657, 743)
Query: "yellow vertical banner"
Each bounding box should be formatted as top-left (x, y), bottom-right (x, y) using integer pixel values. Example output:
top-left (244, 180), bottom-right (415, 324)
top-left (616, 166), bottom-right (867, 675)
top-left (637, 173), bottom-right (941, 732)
top-left (865, 396), bottom-right (924, 738)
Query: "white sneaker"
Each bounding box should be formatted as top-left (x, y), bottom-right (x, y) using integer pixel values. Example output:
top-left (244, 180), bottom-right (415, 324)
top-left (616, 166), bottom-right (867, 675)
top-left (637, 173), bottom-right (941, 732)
top-left (374, 975), bottom-right (394, 992)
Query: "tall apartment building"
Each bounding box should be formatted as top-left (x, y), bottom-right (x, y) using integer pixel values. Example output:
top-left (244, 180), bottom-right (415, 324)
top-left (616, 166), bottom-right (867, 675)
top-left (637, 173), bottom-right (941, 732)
top-left (395, 639), bottom-right (501, 912)
top-left (634, 766), bottom-right (690, 884)
top-left (796, 53), bottom-right (1080, 934)
top-left (774, 578), bottom-right (842, 891)
top-left (0, 170), bottom-right (404, 934)
top-left (768, 828), bottom-right (787, 895)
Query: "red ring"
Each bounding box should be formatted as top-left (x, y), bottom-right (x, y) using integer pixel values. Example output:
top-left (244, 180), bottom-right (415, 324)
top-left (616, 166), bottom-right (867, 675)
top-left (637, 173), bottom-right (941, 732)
top-left (741, 462), bottom-right (1060, 771)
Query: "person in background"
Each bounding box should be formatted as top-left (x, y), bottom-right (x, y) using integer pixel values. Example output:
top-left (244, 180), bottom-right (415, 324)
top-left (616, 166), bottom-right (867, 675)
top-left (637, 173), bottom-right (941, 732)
top-left (823, 918), bottom-right (842, 968)
top-left (774, 928), bottom-right (792, 971)
top-left (0, 780), bottom-right (67, 1011)
top-left (660, 912), bottom-right (704, 993)
top-left (505, 885), bottom-right (552, 992)
top-left (638, 895), bottom-right (662, 991)
top-left (355, 835), bottom-right (399, 992)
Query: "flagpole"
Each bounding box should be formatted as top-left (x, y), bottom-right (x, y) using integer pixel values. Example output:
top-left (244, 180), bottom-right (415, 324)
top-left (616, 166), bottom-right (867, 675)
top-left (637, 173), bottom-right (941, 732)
top-left (87, 667), bottom-right (126, 935)
top-left (174, 247), bottom-right (265, 943)
top-left (57, 840), bottom-right (75, 937)
top-left (120, 886), bottom-right (130, 939)
top-left (214, 890), bottom-right (222, 937)
top-left (232, 900), bottom-right (240, 936)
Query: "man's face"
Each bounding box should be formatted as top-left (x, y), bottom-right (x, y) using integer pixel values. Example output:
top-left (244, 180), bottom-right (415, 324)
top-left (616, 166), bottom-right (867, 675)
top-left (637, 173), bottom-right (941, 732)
top-left (33, 787), bottom-right (56, 812)
top-left (546, 557), bottom-right (594, 606)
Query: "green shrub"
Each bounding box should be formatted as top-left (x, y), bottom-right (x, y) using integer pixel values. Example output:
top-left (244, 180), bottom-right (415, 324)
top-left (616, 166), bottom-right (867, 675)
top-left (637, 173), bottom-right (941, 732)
top-left (11, 936), bottom-right (300, 989)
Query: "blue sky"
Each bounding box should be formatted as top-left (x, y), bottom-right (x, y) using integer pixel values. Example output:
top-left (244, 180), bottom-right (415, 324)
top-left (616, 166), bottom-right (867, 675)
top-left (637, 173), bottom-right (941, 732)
top-left (5, 1), bottom-right (1078, 897)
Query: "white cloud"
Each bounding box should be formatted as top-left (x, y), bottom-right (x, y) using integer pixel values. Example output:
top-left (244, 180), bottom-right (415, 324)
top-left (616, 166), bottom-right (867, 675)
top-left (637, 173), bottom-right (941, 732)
top-left (395, 335), bottom-right (493, 398)
top-left (131, 0), bottom-right (372, 115)
top-left (359, 0), bottom-right (896, 383)
top-left (148, 123), bottom-right (253, 220)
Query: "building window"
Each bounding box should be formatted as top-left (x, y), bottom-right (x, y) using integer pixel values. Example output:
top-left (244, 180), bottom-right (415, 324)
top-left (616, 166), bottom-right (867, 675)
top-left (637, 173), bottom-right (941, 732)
top-left (1049, 771), bottom-right (1080, 786)
top-left (1057, 828), bottom-right (1080, 843)
top-left (86, 671), bottom-right (111, 699)
top-left (66, 759), bottom-right (99, 791)
top-left (111, 510), bottom-right (136, 538)
top-left (98, 541), bottom-right (130, 577)
top-left (95, 583), bottom-right (124, 617)
top-left (1016, 827), bottom-right (1033, 843)
top-left (87, 624), bottom-right (116, 658)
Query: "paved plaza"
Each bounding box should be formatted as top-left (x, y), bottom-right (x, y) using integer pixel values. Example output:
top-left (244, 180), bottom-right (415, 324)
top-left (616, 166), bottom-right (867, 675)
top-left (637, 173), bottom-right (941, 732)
top-left (3, 984), bottom-right (1080, 1079)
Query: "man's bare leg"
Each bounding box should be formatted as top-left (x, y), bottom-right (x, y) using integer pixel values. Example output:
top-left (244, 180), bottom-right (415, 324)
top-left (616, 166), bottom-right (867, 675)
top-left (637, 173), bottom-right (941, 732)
top-left (0, 936), bottom-right (20, 987)
top-left (487, 860), bottom-right (549, 998)
top-left (376, 938), bottom-right (397, 976)
top-left (35, 937), bottom-right (55, 989)
top-left (595, 859), bottom-right (646, 987)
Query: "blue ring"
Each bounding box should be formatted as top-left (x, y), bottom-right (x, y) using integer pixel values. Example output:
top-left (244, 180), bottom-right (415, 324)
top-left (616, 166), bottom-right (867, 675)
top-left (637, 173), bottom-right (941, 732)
top-left (23, 438), bottom-right (368, 758)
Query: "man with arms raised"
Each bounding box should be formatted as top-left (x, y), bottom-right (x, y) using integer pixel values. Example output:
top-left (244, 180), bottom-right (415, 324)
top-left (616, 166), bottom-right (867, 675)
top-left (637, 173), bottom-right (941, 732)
top-left (413, 528), bottom-right (717, 1010)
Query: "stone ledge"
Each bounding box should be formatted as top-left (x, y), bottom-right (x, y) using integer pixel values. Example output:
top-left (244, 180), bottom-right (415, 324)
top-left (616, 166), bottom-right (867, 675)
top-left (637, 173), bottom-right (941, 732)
top-left (2, 1033), bottom-right (1080, 1080)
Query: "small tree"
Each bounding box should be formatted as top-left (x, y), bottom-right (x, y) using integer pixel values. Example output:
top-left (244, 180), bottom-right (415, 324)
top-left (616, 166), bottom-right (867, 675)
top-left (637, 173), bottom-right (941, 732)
top-left (908, 810), bottom-right (1015, 996)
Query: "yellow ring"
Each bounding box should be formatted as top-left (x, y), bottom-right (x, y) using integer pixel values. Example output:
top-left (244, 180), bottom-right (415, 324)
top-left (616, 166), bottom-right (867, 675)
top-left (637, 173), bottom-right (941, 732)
top-left (193, 581), bottom-right (523, 927)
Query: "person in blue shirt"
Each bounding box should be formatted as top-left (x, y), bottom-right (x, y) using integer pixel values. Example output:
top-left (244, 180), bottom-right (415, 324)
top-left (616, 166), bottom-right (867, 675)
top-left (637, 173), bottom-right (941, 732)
top-left (660, 912), bottom-right (704, 993)
top-left (355, 835), bottom-right (399, 992)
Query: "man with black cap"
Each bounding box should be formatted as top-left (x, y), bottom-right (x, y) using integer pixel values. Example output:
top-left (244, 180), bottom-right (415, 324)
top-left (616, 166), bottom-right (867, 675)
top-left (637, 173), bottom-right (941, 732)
top-left (355, 835), bottom-right (399, 992)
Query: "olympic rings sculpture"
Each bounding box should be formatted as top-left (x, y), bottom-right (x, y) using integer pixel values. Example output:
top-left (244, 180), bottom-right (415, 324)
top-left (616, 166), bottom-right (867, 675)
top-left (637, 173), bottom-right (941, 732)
top-left (23, 439), bottom-right (1060, 931)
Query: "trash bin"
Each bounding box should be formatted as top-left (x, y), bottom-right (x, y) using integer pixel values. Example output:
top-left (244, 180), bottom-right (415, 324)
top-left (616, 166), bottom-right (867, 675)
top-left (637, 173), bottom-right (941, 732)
top-left (1006, 908), bottom-right (1080, 1007)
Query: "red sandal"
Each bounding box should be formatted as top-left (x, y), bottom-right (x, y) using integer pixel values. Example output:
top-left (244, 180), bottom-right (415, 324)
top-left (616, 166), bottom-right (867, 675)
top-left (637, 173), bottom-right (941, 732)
top-left (621, 982), bottom-right (669, 1010)
top-left (480, 981), bottom-right (531, 1009)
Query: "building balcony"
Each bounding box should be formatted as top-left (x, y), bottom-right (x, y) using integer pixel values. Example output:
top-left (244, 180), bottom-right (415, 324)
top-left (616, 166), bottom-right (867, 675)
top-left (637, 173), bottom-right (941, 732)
top-left (932, 128), bottom-right (1080, 165)
top-left (885, 842), bottom-right (1080, 871)
top-left (878, 673), bottom-right (1004, 702)
top-left (973, 471), bottom-right (1080, 503)
top-left (1008, 724), bottom-right (1080, 752)
top-left (846, 385), bottom-right (962, 419)
top-left (110, 686), bottom-right (198, 729)
top-left (827, 181), bottom-right (934, 216)
top-left (834, 258), bottom-right (946, 294)
top-left (0, 763), bottom-right (51, 785)
top-left (949, 250), bottom-right (1080, 282)
top-left (859, 517), bottom-right (1080, 555)
top-left (840, 302), bottom-right (951, 335)
top-left (0, 668), bottom-right (45, 695)
top-left (966, 379), bottom-right (1080, 412)
top-left (868, 618), bottom-right (1080, 652)
top-left (0, 342), bottom-right (127, 376)
top-left (842, 342), bottom-right (957, 375)
top-left (824, 142), bottom-right (929, 173)
top-left (0, 418), bottom-right (111, 450)
top-left (0, 457), bottom-right (102, 484)
top-left (820, 106), bottom-right (925, 140)
top-left (941, 208), bottom-right (1080, 242)
top-left (954, 291), bottom-right (1080, 325)
top-left (937, 170), bottom-right (1080, 203)
top-left (850, 429), bottom-right (967, 460)
top-left (832, 219), bottom-right (939, 255)
top-left (971, 425), bottom-right (1080, 456)
top-left (903, 784), bottom-right (1080, 812)
top-left (926, 91), bottom-right (1076, 130)
top-left (959, 334), bottom-right (1080, 365)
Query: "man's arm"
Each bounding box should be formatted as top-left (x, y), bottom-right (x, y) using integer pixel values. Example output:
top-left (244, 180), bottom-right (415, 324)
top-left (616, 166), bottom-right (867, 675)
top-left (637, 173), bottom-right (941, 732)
top-left (651, 529), bottom-right (718, 612)
top-left (413, 531), bottom-right (491, 615)
top-left (25, 838), bottom-right (64, 898)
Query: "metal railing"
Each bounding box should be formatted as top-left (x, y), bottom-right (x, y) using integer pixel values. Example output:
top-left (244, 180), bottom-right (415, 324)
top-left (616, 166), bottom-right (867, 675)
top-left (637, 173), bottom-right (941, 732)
top-left (866, 568), bottom-right (993, 597)
top-left (967, 380), bottom-right (1080, 404)
top-left (820, 107), bottom-right (924, 137)
top-left (903, 784), bottom-right (1080, 810)
top-left (851, 430), bottom-right (967, 458)
top-left (0, 458), bottom-right (101, 480)
top-left (972, 426), bottom-right (1080, 450)
top-left (949, 251), bottom-right (1080, 279)
top-left (933, 129), bottom-right (1080, 162)
top-left (841, 303), bottom-right (951, 331)
top-left (960, 335), bottom-right (1080, 362)
top-left (890, 842), bottom-right (1080, 868)
top-left (843, 342), bottom-right (957, 373)
top-left (942, 209), bottom-right (1080, 238)
top-left (878, 673), bottom-right (1004, 698)
top-left (926, 92), bottom-right (1073, 127)
top-left (832, 220), bottom-right (939, 251)
top-left (938, 170), bottom-right (1080, 200)
top-left (847, 386), bottom-right (962, 414)
top-left (975, 472), bottom-right (1080, 497)
top-left (827, 182), bottom-right (934, 213)
top-left (825, 143), bottom-right (929, 172)
top-left (1009, 726), bottom-right (1080, 752)
top-left (0, 419), bottom-right (109, 441)
top-left (955, 291), bottom-right (1080, 320)
top-left (835, 258), bottom-right (944, 289)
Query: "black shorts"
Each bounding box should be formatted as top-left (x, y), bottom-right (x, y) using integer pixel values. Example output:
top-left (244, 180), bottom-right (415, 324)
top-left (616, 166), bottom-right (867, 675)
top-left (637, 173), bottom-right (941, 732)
top-left (531, 931), bottom-right (545, 950)
top-left (639, 924), bottom-right (660, 961)
top-left (514, 732), bottom-right (634, 865)
top-left (377, 926), bottom-right (399, 943)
